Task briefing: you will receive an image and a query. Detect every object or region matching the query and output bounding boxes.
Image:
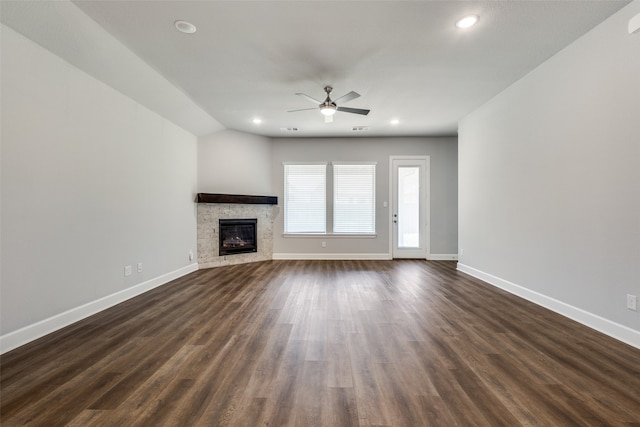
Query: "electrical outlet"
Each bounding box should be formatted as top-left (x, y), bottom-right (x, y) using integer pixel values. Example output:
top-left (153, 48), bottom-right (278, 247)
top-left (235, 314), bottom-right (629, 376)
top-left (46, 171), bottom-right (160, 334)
top-left (124, 265), bottom-right (132, 277)
top-left (189, 250), bottom-right (194, 261)
top-left (322, 241), bottom-right (327, 248)
top-left (627, 294), bottom-right (637, 311)
top-left (137, 262), bottom-right (143, 273)
top-left (460, 248), bottom-right (464, 256)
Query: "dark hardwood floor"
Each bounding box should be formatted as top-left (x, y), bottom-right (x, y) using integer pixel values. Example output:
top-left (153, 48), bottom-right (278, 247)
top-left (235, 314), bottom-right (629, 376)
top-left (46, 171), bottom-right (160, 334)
top-left (1, 260), bottom-right (639, 426)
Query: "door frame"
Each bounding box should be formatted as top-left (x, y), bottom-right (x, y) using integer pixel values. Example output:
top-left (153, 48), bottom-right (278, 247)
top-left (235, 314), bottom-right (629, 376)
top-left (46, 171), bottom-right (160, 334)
top-left (389, 155), bottom-right (431, 259)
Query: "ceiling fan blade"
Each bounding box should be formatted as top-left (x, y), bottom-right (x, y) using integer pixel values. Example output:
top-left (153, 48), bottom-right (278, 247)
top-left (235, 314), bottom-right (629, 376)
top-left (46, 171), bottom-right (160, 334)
top-left (296, 93), bottom-right (322, 105)
top-left (337, 106), bottom-right (370, 116)
top-left (288, 107), bottom-right (318, 113)
top-left (334, 91), bottom-right (360, 105)
top-left (325, 114), bottom-right (333, 123)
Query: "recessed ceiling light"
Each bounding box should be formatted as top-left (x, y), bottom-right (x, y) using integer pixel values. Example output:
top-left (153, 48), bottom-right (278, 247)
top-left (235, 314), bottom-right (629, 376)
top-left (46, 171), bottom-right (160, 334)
top-left (174, 20), bottom-right (197, 34)
top-left (390, 119), bottom-right (400, 125)
top-left (455, 15), bottom-right (479, 29)
top-left (252, 118), bottom-right (262, 124)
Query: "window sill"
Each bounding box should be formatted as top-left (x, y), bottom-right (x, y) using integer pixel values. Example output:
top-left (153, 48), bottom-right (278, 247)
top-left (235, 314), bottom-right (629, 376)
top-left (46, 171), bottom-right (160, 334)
top-left (283, 233), bottom-right (377, 239)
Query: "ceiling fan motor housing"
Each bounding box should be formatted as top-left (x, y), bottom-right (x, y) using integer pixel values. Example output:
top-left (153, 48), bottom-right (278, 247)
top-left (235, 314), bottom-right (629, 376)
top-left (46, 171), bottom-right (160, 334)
top-left (320, 86), bottom-right (337, 115)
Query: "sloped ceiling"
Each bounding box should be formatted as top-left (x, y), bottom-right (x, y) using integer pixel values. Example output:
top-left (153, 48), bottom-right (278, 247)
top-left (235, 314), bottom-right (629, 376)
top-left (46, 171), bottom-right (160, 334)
top-left (1, 0), bottom-right (631, 137)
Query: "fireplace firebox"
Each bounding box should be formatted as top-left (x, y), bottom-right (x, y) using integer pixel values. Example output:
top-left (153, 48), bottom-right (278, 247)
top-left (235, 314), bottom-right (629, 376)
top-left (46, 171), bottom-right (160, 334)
top-left (219, 219), bottom-right (257, 256)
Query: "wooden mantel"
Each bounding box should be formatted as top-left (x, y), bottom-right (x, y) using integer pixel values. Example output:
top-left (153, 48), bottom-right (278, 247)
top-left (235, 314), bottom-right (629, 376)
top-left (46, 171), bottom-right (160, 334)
top-left (196, 193), bottom-right (278, 205)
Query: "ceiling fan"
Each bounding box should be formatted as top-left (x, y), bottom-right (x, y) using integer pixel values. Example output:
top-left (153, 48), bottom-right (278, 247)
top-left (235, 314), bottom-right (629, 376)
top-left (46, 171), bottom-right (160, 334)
top-left (288, 86), bottom-right (370, 123)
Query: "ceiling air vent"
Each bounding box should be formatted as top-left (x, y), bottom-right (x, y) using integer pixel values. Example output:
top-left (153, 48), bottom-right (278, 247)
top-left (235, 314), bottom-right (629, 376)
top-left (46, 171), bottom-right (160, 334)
top-left (280, 127), bottom-right (299, 132)
top-left (352, 126), bottom-right (370, 132)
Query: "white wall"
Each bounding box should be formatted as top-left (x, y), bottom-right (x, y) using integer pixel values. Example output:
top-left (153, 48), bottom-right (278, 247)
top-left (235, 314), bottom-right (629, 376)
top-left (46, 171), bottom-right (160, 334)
top-left (1, 26), bottom-right (199, 352)
top-left (198, 130), bottom-right (273, 195)
top-left (1, 0), bottom-right (223, 136)
top-left (271, 137), bottom-right (458, 258)
top-left (458, 1), bottom-right (640, 346)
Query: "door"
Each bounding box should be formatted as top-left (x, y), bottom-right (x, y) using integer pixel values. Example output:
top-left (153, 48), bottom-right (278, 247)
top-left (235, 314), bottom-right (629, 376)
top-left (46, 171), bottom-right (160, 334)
top-left (391, 157), bottom-right (429, 259)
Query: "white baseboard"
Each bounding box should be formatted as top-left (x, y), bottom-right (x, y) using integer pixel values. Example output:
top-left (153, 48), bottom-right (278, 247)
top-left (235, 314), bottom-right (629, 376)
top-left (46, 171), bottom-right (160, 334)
top-left (272, 253), bottom-right (458, 261)
top-left (456, 263), bottom-right (640, 349)
top-left (272, 253), bottom-right (392, 260)
top-left (428, 254), bottom-right (459, 261)
top-left (0, 263), bottom-right (199, 355)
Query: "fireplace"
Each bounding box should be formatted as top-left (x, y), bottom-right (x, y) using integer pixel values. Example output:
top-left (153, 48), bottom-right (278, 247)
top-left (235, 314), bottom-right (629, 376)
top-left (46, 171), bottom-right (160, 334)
top-left (219, 219), bottom-right (257, 256)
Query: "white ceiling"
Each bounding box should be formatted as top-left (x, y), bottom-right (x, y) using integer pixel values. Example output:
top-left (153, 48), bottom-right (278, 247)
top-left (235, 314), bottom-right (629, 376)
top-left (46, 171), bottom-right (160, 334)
top-left (2, 1), bottom-right (631, 138)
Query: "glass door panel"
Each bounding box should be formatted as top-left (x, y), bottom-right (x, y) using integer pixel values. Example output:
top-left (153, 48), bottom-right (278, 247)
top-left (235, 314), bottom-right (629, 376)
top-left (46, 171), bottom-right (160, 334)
top-left (398, 167), bottom-right (420, 248)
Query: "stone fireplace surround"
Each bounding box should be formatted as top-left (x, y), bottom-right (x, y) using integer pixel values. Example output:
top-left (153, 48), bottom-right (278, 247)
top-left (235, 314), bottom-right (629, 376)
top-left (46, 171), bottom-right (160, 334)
top-left (196, 193), bottom-right (277, 269)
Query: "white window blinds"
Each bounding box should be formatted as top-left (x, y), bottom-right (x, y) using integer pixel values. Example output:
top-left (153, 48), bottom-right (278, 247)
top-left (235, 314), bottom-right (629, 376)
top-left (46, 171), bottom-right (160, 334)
top-left (284, 163), bottom-right (326, 233)
top-left (333, 163), bottom-right (376, 234)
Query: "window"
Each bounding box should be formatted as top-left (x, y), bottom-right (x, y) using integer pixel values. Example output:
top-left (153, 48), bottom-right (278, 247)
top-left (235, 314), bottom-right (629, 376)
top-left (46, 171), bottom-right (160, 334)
top-left (283, 162), bottom-right (376, 235)
top-left (333, 163), bottom-right (376, 234)
top-left (284, 163), bottom-right (326, 233)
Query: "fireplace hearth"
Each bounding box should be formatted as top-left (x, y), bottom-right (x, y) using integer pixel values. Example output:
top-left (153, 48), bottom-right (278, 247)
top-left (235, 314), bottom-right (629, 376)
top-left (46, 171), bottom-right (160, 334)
top-left (219, 219), bottom-right (257, 256)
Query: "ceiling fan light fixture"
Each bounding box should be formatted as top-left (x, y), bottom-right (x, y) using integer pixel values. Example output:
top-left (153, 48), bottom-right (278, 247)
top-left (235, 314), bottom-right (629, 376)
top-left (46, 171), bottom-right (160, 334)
top-left (455, 15), bottom-right (479, 29)
top-left (320, 105), bottom-right (337, 116)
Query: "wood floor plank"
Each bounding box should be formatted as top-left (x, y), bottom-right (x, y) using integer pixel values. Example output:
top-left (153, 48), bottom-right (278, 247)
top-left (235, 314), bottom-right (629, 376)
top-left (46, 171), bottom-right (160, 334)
top-left (325, 386), bottom-right (359, 427)
top-left (291, 360), bottom-right (328, 426)
top-left (2, 260), bottom-right (639, 426)
top-left (260, 339), bottom-right (308, 427)
top-left (88, 344), bottom-right (200, 426)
